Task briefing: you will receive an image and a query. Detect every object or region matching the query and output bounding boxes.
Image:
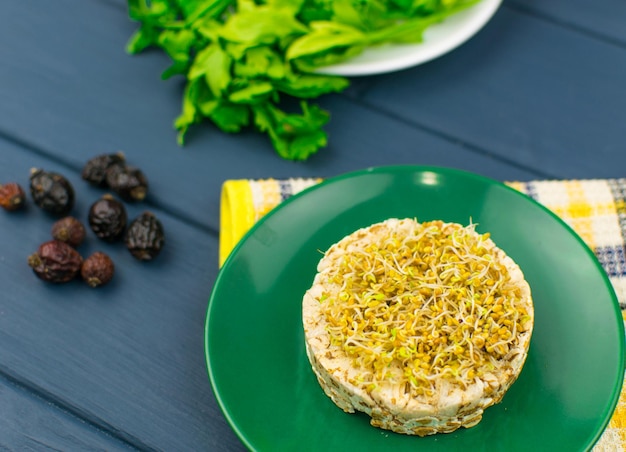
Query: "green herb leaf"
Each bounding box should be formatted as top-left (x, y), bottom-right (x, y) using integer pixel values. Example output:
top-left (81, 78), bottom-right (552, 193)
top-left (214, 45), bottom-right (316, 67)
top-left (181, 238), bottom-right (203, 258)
top-left (202, 44), bottom-right (232, 97)
top-left (219, 7), bottom-right (308, 45)
top-left (126, 24), bottom-right (162, 54)
top-left (175, 79), bottom-right (202, 145)
top-left (210, 102), bottom-right (250, 132)
top-left (274, 74), bottom-right (349, 98)
top-left (253, 102), bottom-right (329, 160)
top-left (331, 0), bottom-right (366, 30)
top-left (127, 0), bottom-right (482, 160)
top-left (286, 22), bottom-right (366, 61)
top-left (158, 28), bottom-right (197, 79)
top-left (233, 47), bottom-right (286, 80)
top-left (229, 81), bottom-right (274, 104)
top-left (128, 0), bottom-right (173, 22)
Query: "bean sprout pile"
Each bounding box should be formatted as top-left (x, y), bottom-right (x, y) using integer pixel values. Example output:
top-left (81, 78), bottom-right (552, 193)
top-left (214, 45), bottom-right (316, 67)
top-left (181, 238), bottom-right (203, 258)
top-left (317, 220), bottom-right (532, 397)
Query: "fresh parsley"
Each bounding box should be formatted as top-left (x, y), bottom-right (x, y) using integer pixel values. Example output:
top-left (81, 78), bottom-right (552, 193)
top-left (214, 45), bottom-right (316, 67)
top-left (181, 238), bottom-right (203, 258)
top-left (127, 0), bottom-right (478, 160)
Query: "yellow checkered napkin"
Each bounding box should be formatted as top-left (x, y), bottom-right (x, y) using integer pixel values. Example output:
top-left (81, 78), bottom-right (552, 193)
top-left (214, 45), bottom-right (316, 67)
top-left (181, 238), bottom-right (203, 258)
top-left (220, 177), bottom-right (626, 451)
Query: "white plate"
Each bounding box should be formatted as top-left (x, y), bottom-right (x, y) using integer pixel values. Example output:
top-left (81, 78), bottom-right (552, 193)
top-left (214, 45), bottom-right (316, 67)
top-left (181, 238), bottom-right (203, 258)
top-left (315, 0), bottom-right (502, 77)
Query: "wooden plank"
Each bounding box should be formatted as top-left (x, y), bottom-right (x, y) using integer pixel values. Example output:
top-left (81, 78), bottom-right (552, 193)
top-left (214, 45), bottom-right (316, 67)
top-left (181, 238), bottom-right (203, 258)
top-left (360, 6), bottom-right (626, 179)
top-left (0, 2), bottom-right (620, 449)
top-left (507, 0), bottom-right (626, 45)
top-left (0, 139), bottom-right (244, 450)
top-left (0, 376), bottom-right (137, 450)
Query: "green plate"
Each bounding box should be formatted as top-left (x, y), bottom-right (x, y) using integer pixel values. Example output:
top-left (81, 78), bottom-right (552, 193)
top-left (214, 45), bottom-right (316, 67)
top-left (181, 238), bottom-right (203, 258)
top-left (206, 166), bottom-right (624, 451)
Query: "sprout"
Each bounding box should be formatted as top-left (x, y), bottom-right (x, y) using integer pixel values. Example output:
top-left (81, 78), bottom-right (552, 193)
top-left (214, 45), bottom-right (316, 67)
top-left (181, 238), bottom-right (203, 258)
top-left (316, 220), bottom-right (529, 396)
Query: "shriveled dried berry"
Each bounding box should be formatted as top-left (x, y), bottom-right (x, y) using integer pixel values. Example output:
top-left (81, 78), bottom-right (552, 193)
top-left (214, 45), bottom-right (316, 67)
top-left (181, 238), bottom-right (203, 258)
top-left (105, 164), bottom-right (148, 202)
top-left (88, 194), bottom-right (127, 242)
top-left (81, 252), bottom-right (114, 288)
top-left (51, 216), bottom-right (86, 247)
top-left (81, 152), bottom-right (126, 187)
top-left (28, 240), bottom-right (83, 283)
top-left (125, 211), bottom-right (165, 261)
top-left (0, 183), bottom-right (26, 211)
top-left (29, 169), bottom-right (75, 215)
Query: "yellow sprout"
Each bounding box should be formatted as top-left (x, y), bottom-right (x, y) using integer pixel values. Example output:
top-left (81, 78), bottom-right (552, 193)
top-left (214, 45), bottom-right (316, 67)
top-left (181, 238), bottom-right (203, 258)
top-left (318, 220), bottom-right (528, 396)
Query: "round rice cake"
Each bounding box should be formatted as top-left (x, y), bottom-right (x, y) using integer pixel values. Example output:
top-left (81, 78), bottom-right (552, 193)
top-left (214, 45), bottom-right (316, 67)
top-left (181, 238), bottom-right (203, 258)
top-left (302, 218), bottom-right (534, 436)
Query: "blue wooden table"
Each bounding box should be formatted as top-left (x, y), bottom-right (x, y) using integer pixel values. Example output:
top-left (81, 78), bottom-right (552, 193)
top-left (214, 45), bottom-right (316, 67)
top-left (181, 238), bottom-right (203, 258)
top-left (1, 0), bottom-right (625, 450)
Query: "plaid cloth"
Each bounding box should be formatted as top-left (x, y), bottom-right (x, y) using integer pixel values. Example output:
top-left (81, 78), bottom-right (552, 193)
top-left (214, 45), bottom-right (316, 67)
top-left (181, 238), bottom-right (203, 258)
top-left (219, 177), bottom-right (626, 451)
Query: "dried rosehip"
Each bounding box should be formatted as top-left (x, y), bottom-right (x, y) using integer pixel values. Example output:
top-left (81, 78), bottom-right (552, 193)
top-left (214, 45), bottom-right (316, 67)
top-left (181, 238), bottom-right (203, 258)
top-left (51, 216), bottom-right (86, 247)
top-left (81, 252), bottom-right (114, 288)
top-left (88, 194), bottom-right (127, 242)
top-left (29, 169), bottom-right (75, 215)
top-left (0, 183), bottom-right (26, 211)
top-left (125, 211), bottom-right (165, 261)
top-left (28, 240), bottom-right (83, 283)
top-left (105, 164), bottom-right (148, 202)
top-left (82, 152), bottom-right (126, 187)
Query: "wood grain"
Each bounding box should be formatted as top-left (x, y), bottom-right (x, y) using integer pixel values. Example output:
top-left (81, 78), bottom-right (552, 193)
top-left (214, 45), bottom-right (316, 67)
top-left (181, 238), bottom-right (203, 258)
top-left (0, 375), bottom-right (137, 451)
top-left (0, 0), bottom-right (623, 449)
top-left (360, 7), bottom-right (626, 179)
top-left (0, 138), bottom-right (243, 450)
top-left (508, 0), bottom-right (626, 45)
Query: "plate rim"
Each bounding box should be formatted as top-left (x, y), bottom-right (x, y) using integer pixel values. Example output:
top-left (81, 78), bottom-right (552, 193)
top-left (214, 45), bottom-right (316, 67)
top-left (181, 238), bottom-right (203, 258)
top-left (314, 0), bottom-right (503, 76)
top-left (206, 165), bottom-right (625, 450)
